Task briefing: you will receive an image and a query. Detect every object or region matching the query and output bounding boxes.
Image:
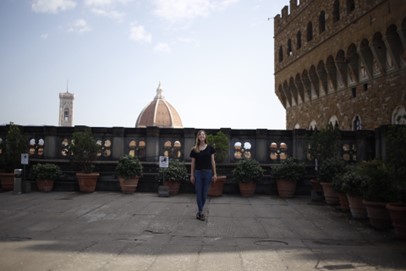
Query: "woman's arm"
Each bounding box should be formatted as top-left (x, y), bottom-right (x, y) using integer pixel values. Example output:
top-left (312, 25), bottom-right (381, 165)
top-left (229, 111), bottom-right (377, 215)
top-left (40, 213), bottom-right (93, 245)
top-left (190, 157), bottom-right (196, 184)
top-left (211, 154), bottom-right (217, 183)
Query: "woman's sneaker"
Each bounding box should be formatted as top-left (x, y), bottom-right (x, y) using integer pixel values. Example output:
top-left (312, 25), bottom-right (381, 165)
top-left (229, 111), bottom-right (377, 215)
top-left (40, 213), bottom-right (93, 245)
top-left (196, 212), bottom-right (205, 221)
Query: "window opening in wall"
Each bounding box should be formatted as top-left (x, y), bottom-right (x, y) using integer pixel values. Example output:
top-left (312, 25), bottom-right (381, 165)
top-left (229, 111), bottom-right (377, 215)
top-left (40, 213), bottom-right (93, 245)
top-left (319, 11), bottom-right (326, 33)
top-left (269, 142), bottom-right (287, 161)
top-left (333, 0), bottom-right (340, 22)
top-left (351, 87), bottom-right (356, 97)
top-left (64, 109), bottom-right (69, 121)
top-left (307, 22), bottom-right (313, 41)
top-left (234, 141), bottom-right (252, 159)
top-left (353, 116), bottom-right (362, 130)
top-left (296, 31), bottom-right (302, 49)
top-left (363, 83), bottom-right (368, 91)
top-left (287, 39), bottom-right (292, 56)
top-left (347, 0), bottom-right (355, 13)
top-left (279, 46), bottom-right (283, 62)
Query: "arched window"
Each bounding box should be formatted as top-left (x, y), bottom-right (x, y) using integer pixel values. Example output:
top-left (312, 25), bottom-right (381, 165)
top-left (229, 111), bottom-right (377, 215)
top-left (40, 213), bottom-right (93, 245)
top-left (287, 39), bottom-right (292, 56)
top-left (307, 22), bottom-right (313, 41)
top-left (319, 11), bottom-right (326, 33)
top-left (333, 0), bottom-right (340, 22)
top-left (352, 115), bottom-right (362, 130)
top-left (296, 31), bottom-right (302, 49)
top-left (64, 108), bottom-right (69, 121)
top-left (279, 46), bottom-right (283, 62)
top-left (347, 0), bottom-right (355, 13)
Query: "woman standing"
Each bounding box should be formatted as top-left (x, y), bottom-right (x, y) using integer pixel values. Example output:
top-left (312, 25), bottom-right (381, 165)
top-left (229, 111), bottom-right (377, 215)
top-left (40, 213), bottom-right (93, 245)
top-left (190, 130), bottom-right (217, 221)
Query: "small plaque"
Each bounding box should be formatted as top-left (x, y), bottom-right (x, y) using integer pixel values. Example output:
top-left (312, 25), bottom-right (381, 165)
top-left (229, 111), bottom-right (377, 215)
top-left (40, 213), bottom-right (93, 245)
top-left (159, 156), bottom-right (169, 168)
top-left (21, 153), bottom-right (29, 165)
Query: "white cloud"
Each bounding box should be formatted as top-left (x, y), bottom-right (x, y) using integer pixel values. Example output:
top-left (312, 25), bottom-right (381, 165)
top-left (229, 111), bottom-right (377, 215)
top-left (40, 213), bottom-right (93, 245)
top-left (32, 0), bottom-right (76, 14)
top-left (153, 0), bottom-right (238, 23)
top-left (84, 0), bottom-right (131, 7)
top-left (90, 8), bottom-right (125, 20)
top-left (68, 19), bottom-right (92, 33)
top-left (129, 23), bottom-right (152, 43)
top-left (154, 42), bottom-right (172, 53)
top-left (40, 33), bottom-right (49, 39)
top-left (85, 0), bottom-right (130, 21)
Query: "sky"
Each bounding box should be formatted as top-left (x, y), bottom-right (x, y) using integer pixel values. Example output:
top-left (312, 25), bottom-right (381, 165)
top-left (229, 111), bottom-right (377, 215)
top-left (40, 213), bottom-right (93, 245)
top-left (0, 0), bottom-right (289, 130)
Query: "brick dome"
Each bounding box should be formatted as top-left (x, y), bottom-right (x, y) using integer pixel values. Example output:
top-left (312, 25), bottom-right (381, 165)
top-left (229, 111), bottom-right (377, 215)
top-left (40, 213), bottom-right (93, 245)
top-left (135, 83), bottom-right (183, 128)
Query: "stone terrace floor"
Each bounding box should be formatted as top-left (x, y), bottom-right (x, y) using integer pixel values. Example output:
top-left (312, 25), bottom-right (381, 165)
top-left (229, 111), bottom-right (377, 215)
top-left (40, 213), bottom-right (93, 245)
top-left (0, 191), bottom-right (405, 271)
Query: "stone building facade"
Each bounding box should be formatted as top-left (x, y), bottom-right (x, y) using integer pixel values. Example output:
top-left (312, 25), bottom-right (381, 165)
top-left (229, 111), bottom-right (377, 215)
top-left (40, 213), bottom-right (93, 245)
top-left (274, 0), bottom-right (406, 130)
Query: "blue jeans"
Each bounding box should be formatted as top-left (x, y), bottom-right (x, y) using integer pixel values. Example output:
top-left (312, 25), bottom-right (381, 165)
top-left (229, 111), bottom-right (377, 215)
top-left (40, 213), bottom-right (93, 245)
top-left (194, 169), bottom-right (212, 213)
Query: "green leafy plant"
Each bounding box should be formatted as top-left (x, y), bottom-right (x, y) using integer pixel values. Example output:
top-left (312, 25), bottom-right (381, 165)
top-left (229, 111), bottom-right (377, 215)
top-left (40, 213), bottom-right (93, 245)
top-left (340, 168), bottom-right (367, 197)
top-left (358, 160), bottom-right (397, 202)
top-left (232, 158), bottom-right (264, 183)
top-left (32, 163), bottom-right (62, 180)
top-left (207, 131), bottom-right (229, 163)
top-left (306, 123), bottom-right (341, 164)
top-left (386, 125), bottom-right (406, 198)
top-left (115, 155), bottom-right (143, 180)
top-left (161, 159), bottom-right (188, 182)
top-left (69, 129), bottom-right (100, 173)
top-left (1, 124), bottom-right (27, 172)
top-left (318, 157), bottom-right (346, 183)
top-left (272, 157), bottom-right (306, 182)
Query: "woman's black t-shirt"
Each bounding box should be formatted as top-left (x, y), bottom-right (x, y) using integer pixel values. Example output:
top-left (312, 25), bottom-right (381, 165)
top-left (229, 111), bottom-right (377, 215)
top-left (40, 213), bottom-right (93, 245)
top-left (190, 145), bottom-right (216, 170)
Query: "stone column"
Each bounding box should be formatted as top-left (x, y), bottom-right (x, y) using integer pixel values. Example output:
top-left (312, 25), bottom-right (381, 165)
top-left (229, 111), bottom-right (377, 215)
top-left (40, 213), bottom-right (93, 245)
top-left (255, 129), bottom-right (268, 163)
top-left (44, 126), bottom-right (58, 159)
top-left (111, 127), bottom-right (125, 160)
top-left (183, 128), bottom-right (196, 162)
top-left (146, 127), bottom-right (160, 162)
top-left (292, 128), bottom-right (306, 161)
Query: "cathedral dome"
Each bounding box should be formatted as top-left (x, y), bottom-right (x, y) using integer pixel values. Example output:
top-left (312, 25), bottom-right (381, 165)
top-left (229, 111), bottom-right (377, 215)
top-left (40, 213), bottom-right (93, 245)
top-left (135, 83), bottom-right (183, 128)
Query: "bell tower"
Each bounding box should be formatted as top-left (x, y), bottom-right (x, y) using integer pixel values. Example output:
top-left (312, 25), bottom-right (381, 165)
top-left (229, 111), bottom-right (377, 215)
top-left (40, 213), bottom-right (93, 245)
top-left (59, 88), bottom-right (74, 127)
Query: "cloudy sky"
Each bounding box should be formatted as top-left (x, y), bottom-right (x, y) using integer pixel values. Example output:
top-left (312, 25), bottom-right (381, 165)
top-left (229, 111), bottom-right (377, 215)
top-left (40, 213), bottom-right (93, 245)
top-left (0, 0), bottom-right (289, 130)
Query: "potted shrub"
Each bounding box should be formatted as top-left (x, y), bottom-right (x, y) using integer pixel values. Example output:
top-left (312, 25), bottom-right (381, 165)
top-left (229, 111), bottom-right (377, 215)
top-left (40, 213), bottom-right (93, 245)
top-left (232, 158), bottom-right (264, 197)
top-left (306, 124), bottom-right (341, 197)
top-left (207, 131), bottom-right (229, 196)
top-left (69, 129), bottom-right (100, 193)
top-left (318, 157), bottom-right (346, 205)
top-left (341, 168), bottom-right (368, 219)
top-left (272, 157), bottom-right (305, 198)
top-left (385, 125), bottom-right (406, 240)
top-left (115, 155), bottom-right (143, 194)
top-left (358, 160), bottom-right (394, 229)
top-left (331, 166), bottom-right (351, 212)
top-left (160, 159), bottom-right (188, 195)
top-left (0, 124), bottom-right (27, 191)
top-left (31, 163), bottom-right (62, 192)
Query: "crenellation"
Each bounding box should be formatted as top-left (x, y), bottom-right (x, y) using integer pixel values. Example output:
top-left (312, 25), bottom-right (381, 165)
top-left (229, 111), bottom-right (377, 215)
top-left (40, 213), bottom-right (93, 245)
top-left (281, 6), bottom-right (289, 21)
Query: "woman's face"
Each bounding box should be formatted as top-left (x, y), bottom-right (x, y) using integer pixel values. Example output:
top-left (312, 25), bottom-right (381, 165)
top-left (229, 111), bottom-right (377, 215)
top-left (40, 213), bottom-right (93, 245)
top-left (198, 131), bottom-right (206, 142)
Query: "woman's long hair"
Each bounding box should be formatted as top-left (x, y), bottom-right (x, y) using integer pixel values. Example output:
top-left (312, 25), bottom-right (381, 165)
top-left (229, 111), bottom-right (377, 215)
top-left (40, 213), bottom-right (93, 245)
top-left (193, 130), bottom-right (207, 153)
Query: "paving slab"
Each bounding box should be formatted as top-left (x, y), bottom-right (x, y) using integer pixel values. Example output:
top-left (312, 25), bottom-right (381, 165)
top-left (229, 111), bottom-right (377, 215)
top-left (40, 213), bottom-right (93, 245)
top-left (0, 191), bottom-right (405, 271)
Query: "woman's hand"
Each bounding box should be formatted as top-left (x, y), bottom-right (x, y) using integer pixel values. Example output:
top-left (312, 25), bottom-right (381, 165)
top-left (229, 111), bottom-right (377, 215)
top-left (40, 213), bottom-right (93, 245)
top-left (212, 175), bottom-right (217, 183)
top-left (190, 175), bottom-right (195, 184)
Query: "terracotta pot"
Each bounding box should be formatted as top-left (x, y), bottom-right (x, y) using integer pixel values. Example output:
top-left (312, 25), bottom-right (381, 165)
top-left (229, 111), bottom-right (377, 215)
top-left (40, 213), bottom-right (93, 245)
top-left (119, 176), bottom-right (139, 194)
top-left (347, 194), bottom-right (367, 219)
top-left (363, 200), bottom-right (392, 230)
top-left (320, 182), bottom-right (339, 205)
top-left (208, 175), bottom-right (226, 197)
top-left (0, 173), bottom-right (14, 191)
top-left (337, 192), bottom-right (350, 212)
top-left (163, 180), bottom-right (181, 196)
top-left (239, 182), bottom-right (256, 197)
top-left (36, 179), bottom-right (54, 192)
top-left (386, 202), bottom-right (406, 240)
top-left (76, 172), bottom-right (99, 193)
top-left (310, 179), bottom-right (323, 191)
top-left (276, 179), bottom-right (297, 198)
